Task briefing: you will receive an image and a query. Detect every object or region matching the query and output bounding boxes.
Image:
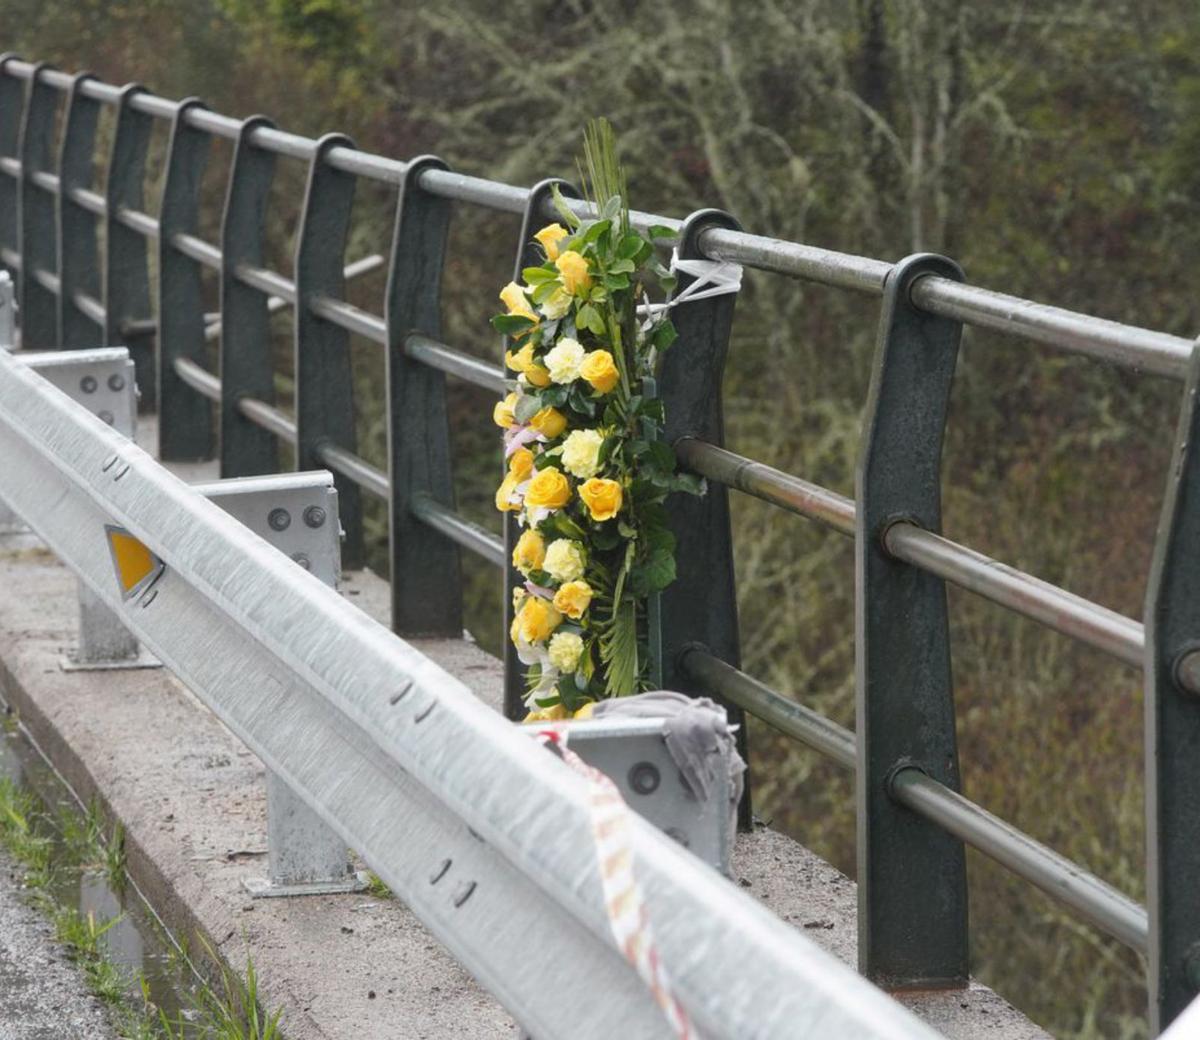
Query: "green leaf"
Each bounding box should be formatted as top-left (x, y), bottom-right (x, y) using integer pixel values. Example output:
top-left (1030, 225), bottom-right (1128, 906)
top-left (576, 303), bottom-right (606, 335)
top-left (542, 511), bottom-right (588, 541)
top-left (523, 266), bottom-right (557, 284)
top-left (642, 547), bottom-right (676, 592)
top-left (610, 258), bottom-right (635, 274)
top-left (647, 440), bottom-right (675, 471)
top-left (616, 232), bottom-right (646, 260)
top-left (648, 224), bottom-right (678, 242)
top-left (492, 314), bottom-right (537, 336)
top-left (551, 184), bottom-right (581, 229)
top-left (651, 320), bottom-right (678, 351)
top-left (514, 394), bottom-right (542, 423)
top-left (599, 596), bottom-right (638, 697)
top-left (581, 219), bottom-right (611, 246)
top-left (671, 472), bottom-right (706, 496)
top-left (531, 281), bottom-right (560, 304)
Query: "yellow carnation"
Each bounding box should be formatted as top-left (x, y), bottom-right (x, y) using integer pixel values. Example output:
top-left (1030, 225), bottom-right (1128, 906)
top-left (516, 596), bottom-right (562, 643)
top-left (542, 539), bottom-right (586, 582)
top-left (499, 281), bottom-right (538, 323)
top-left (512, 528), bottom-right (546, 574)
top-left (493, 391), bottom-right (518, 429)
top-left (534, 223), bottom-right (569, 261)
top-left (553, 580), bottom-right (594, 620)
top-left (524, 467), bottom-right (571, 510)
top-left (540, 288), bottom-right (572, 320)
top-left (560, 428), bottom-right (604, 479)
top-left (579, 350), bottom-right (619, 394)
top-left (548, 631), bottom-right (584, 672)
top-left (544, 337), bottom-right (586, 384)
top-left (578, 478), bottom-right (623, 521)
top-left (529, 406), bottom-right (567, 439)
top-left (555, 250), bottom-right (592, 296)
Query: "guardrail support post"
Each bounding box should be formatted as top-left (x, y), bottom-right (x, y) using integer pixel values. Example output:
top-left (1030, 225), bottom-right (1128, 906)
top-left (1144, 342), bottom-right (1200, 1033)
top-left (856, 252), bottom-right (968, 990)
top-left (104, 85), bottom-right (154, 407)
top-left (659, 208), bottom-right (750, 829)
top-left (384, 155), bottom-right (460, 634)
top-left (0, 55), bottom-right (26, 290)
top-left (57, 72), bottom-right (101, 348)
top-left (502, 177), bottom-right (579, 719)
top-left (17, 62), bottom-right (58, 349)
top-left (219, 116), bottom-right (278, 478)
top-left (193, 471), bottom-right (365, 897)
top-left (295, 134), bottom-right (364, 569)
top-left (157, 98), bottom-right (214, 461)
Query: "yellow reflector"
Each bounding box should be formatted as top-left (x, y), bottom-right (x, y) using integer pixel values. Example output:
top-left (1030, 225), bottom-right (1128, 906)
top-left (104, 525), bottom-right (164, 599)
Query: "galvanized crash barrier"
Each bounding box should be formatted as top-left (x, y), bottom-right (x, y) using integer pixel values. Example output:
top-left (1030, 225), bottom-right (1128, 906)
top-left (0, 344), bottom-right (939, 1040)
top-left (0, 55), bottom-right (1198, 1034)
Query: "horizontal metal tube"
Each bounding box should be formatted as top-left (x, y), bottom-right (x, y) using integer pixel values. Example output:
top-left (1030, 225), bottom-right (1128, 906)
top-left (314, 441), bottom-right (388, 498)
top-left (309, 295), bottom-right (386, 343)
top-left (32, 267), bottom-right (59, 295)
top-left (676, 438), bottom-right (855, 535)
top-left (234, 261), bottom-right (294, 303)
top-left (181, 105), bottom-right (242, 139)
top-left (238, 396), bottom-right (297, 443)
top-left (73, 291), bottom-right (105, 326)
top-left (170, 232), bottom-right (221, 270)
top-left (682, 649), bottom-right (855, 769)
top-left (410, 492), bottom-right (506, 567)
top-left (325, 144), bottom-right (405, 184)
top-left (406, 334), bottom-right (506, 393)
top-left (125, 90), bottom-right (177, 120)
top-left (114, 206), bottom-right (159, 240)
top-left (678, 438), bottom-right (1151, 678)
top-left (172, 357), bottom-right (220, 401)
top-left (701, 226), bottom-right (890, 295)
top-left (419, 168), bottom-right (529, 214)
top-left (0, 246), bottom-right (21, 269)
top-left (67, 186), bottom-right (105, 216)
top-left (890, 767), bottom-right (1148, 952)
top-left (0, 156), bottom-right (18, 178)
top-left (30, 170), bottom-right (58, 194)
top-left (913, 276), bottom-right (1194, 380)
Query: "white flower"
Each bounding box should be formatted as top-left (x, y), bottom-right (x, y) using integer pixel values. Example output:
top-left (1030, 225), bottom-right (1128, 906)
top-left (560, 428), bottom-right (605, 479)
top-left (543, 539), bottom-right (586, 583)
top-left (548, 631), bottom-right (584, 673)
top-left (544, 337), bottom-right (586, 384)
top-left (540, 288), bottom-right (572, 320)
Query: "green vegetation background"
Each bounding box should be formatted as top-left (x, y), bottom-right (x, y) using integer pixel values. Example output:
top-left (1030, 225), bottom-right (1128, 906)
top-left (8, 1), bottom-right (1200, 1035)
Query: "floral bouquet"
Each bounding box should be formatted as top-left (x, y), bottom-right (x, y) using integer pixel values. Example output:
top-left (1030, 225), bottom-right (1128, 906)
top-left (492, 120), bottom-right (704, 721)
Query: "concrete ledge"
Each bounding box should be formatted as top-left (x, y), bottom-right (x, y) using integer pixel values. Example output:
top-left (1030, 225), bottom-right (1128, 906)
top-left (0, 531), bottom-right (1048, 1039)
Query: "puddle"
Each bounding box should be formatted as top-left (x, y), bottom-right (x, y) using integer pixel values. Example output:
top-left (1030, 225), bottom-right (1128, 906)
top-left (1, 720), bottom-right (205, 1032)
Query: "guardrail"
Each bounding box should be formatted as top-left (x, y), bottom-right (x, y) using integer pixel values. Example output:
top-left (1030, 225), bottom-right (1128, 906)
top-left (0, 55), bottom-right (1197, 1033)
top-left (0, 342), bottom-right (940, 1040)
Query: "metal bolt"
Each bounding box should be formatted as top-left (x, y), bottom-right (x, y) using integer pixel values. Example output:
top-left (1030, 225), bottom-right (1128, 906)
top-left (628, 762), bottom-right (661, 796)
top-left (1174, 649), bottom-right (1200, 696)
top-left (80, 375), bottom-right (97, 394)
top-left (1185, 941), bottom-right (1200, 992)
top-left (268, 508), bottom-right (291, 532)
top-left (291, 553), bottom-right (310, 570)
top-left (98, 410), bottom-right (114, 425)
top-left (107, 373), bottom-right (125, 391)
top-left (303, 505), bottom-right (327, 529)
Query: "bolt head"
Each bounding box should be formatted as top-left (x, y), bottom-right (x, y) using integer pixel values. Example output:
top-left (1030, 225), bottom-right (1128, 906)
top-left (267, 508), bottom-right (291, 532)
top-left (303, 505), bottom-right (327, 529)
top-left (291, 553), bottom-right (311, 571)
top-left (98, 410), bottom-right (114, 425)
top-left (80, 375), bottom-right (97, 394)
top-left (628, 761), bottom-right (661, 796)
top-left (107, 373), bottom-right (126, 391)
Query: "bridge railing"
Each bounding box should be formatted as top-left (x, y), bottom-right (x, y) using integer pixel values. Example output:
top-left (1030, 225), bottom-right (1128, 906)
top-left (0, 55), bottom-right (1197, 1033)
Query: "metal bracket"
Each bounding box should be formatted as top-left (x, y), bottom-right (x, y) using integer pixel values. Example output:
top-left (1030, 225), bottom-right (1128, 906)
top-left (200, 470), bottom-right (367, 898)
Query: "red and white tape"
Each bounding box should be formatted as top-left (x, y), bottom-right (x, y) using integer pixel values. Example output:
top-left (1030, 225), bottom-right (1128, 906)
top-left (538, 728), bottom-right (699, 1040)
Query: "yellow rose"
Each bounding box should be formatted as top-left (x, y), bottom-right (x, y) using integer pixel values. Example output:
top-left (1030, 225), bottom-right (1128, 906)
top-left (499, 281), bottom-right (538, 323)
top-left (534, 223), bottom-right (569, 261)
top-left (524, 467), bottom-right (571, 510)
top-left (574, 701), bottom-right (596, 720)
top-left (495, 472), bottom-right (521, 513)
top-left (555, 250), bottom-right (592, 296)
top-left (579, 350), bottom-right (619, 394)
top-left (512, 528), bottom-right (546, 574)
top-left (508, 447), bottom-right (534, 481)
top-left (529, 406), bottom-right (567, 439)
top-left (517, 596), bottom-right (562, 643)
top-left (493, 391), bottom-right (518, 428)
top-left (548, 631), bottom-right (584, 672)
top-left (553, 580), bottom-right (594, 620)
top-left (508, 342), bottom-right (551, 387)
top-left (579, 477), bottom-right (623, 521)
top-left (523, 703), bottom-right (569, 723)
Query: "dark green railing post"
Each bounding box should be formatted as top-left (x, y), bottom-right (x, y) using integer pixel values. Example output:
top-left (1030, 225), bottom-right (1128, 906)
top-left (157, 98), bottom-right (213, 461)
top-left (502, 177), bottom-right (579, 719)
top-left (294, 133), bottom-right (363, 569)
top-left (0, 56), bottom-right (26, 286)
top-left (56, 72), bottom-right (101, 348)
top-left (17, 62), bottom-right (58, 348)
top-left (856, 252), bottom-right (968, 990)
top-left (660, 208), bottom-right (751, 828)
top-left (384, 155), bottom-right (460, 635)
top-left (103, 84), bottom-right (154, 404)
top-left (219, 116), bottom-right (277, 477)
top-left (1144, 342), bottom-right (1200, 1034)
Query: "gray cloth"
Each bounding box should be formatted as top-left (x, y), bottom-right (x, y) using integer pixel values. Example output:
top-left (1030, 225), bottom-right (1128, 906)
top-left (591, 691), bottom-right (746, 813)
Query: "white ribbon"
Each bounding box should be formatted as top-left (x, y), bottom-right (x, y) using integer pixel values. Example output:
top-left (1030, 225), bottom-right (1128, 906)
top-left (637, 249), bottom-right (743, 331)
